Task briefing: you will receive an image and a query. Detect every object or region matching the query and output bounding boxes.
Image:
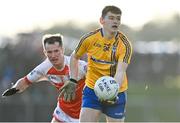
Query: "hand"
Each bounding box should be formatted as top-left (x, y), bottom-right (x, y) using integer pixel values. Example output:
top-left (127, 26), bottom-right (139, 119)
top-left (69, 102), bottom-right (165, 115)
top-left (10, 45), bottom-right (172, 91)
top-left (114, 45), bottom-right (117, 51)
top-left (2, 88), bottom-right (19, 97)
top-left (58, 80), bottom-right (77, 102)
top-left (100, 96), bottom-right (119, 105)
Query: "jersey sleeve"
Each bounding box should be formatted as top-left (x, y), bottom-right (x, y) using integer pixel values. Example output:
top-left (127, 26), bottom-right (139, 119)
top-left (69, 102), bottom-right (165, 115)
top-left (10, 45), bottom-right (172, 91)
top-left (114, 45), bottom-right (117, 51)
top-left (118, 33), bottom-right (133, 64)
top-left (75, 34), bottom-right (90, 58)
top-left (26, 60), bottom-right (48, 83)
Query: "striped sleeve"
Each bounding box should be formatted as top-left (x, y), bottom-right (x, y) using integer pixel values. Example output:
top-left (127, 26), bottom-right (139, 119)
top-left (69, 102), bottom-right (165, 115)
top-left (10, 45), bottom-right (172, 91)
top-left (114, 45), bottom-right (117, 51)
top-left (75, 30), bottom-right (99, 58)
top-left (118, 33), bottom-right (132, 64)
top-left (74, 34), bottom-right (89, 58)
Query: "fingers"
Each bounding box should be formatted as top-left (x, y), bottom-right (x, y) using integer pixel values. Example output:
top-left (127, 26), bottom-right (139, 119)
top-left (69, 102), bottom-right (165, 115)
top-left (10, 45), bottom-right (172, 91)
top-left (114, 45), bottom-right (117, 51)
top-left (2, 88), bottom-right (19, 97)
top-left (72, 92), bottom-right (76, 100)
top-left (58, 81), bottom-right (70, 100)
top-left (58, 80), bottom-right (70, 92)
top-left (65, 93), bottom-right (71, 102)
top-left (58, 81), bottom-right (77, 102)
top-left (58, 89), bottom-right (65, 99)
top-left (59, 89), bottom-right (74, 102)
top-left (63, 92), bottom-right (74, 102)
top-left (106, 100), bottom-right (115, 105)
top-left (99, 96), bottom-right (119, 105)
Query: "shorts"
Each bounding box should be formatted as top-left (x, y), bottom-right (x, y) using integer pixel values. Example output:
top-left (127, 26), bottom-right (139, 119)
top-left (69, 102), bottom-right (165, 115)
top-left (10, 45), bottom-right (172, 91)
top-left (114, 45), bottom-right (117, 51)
top-left (53, 105), bottom-right (79, 123)
top-left (82, 86), bottom-right (127, 119)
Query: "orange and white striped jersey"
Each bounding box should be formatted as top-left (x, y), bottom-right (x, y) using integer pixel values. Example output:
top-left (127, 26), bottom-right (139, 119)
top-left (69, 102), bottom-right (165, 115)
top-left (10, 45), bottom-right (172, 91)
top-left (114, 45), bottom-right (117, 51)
top-left (75, 28), bottom-right (132, 92)
top-left (25, 56), bottom-right (87, 119)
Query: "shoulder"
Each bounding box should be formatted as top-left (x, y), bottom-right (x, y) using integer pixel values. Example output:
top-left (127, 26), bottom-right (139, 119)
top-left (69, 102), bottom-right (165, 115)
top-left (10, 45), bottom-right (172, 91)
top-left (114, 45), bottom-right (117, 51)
top-left (118, 32), bottom-right (132, 47)
top-left (35, 58), bottom-right (53, 74)
top-left (80, 28), bottom-right (101, 41)
top-left (118, 32), bottom-right (130, 42)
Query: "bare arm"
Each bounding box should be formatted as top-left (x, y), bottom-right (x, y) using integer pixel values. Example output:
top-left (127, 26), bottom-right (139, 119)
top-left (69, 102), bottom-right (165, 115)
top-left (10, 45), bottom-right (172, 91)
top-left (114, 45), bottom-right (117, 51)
top-left (114, 62), bottom-right (128, 88)
top-left (2, 77), bottom-right (31, 97)
top-left (70, 51), bottom-right (80, 80)
top-left (58, 51), bottom-right (81, 101)
top-left (12, 78), bottom-right (31, 93)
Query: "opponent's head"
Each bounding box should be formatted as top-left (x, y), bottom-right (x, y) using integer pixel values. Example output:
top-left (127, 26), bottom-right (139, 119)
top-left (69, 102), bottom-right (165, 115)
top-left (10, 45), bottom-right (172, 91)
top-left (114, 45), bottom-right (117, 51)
top-left (42, 34), bottom-right (64, 68)
top-left (100, 5), bottom-right (122, 33)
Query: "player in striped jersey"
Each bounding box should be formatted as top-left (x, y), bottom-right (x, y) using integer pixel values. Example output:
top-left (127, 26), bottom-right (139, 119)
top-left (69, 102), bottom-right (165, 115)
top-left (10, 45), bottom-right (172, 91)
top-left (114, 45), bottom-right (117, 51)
top-left (69, 5), bottom-right (132, 122)
top-left (2, 34), bottom-right (87, 123)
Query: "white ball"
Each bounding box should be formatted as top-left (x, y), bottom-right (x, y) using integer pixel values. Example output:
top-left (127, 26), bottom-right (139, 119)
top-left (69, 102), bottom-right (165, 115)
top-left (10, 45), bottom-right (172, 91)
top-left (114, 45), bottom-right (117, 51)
top-left (94, 76), bottom-right (119, 101)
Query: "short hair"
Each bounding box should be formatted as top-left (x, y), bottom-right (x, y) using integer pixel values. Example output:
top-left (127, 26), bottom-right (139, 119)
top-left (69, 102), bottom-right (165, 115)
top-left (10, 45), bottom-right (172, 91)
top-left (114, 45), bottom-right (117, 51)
top-left (42, 33), bottom-right (63, 49)
top-left (101, 5), bottom-right (122, 18)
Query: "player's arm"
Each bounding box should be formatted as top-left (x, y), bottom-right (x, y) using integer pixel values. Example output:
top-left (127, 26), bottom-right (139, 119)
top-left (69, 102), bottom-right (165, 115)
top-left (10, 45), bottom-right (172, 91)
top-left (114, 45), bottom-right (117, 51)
top-left (12, 77), bottom-right (32, 93)
top-left (2, 77), bottom-right (32, 97)
top-left (70, 51), bottom-right (80, 80)
top-left (2, 64), bottom-right (45, 97)
top-left (59, 36), bottom-right (87, 101)
top-left (115, 33), bottom-right (132, 87)
top-left (114, 62), bottom-right (128, 88)
top-left (101, 62), bottom-right (128, 104)
top-left (58, 51), bottom-right (80, 102)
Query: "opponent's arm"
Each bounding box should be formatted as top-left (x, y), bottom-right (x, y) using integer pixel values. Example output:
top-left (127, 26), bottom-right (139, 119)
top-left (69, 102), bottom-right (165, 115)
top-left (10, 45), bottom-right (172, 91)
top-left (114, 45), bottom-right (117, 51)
top-left (2, 77), bottom-right (31, 97)
top-left (12, 78), bottom-right (31, 93)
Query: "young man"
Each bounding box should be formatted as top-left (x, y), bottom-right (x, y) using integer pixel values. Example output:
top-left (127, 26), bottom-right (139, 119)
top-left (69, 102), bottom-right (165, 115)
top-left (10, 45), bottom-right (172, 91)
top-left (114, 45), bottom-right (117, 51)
top-left (2, 34), bottom-right (87, 123)
top-left (69, 5), bottom-right (132, 122)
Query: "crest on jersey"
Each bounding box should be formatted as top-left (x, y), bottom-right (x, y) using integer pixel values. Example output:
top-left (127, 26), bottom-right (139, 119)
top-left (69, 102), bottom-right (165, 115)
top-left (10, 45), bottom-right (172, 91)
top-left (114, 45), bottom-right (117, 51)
top-left (47, 75), bottom-right (69, 84)
top-left (103, 43), bottom-right (111, 51)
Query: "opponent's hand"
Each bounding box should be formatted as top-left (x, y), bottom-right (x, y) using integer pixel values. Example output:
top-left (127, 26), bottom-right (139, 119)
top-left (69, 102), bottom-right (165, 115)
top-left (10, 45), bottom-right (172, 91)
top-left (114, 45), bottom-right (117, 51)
top-left (2, 88), bottom-right (19, 97)
top-left (100, 96), bottom-right (119, 105)
top-left (58, 80), bottom-right (77, 102)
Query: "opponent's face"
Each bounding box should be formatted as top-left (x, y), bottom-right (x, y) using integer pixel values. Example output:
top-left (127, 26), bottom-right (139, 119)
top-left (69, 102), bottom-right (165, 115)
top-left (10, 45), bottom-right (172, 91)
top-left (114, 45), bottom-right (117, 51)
top-left (44, 42), bottom-right (64, 68)
top-left (100, 12), bottom-right (121, 34)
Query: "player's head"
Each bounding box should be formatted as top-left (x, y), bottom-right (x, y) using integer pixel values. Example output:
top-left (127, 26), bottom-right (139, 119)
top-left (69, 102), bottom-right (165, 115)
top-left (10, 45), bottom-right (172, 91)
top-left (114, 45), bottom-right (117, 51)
top-left (100, 5), bottom-right (122, 33)
top-left (42, 34), bottom-right (64, 68)
top-left (42, 33), bottom-right (63, 50)
top-left (101, 5), bottom-right (122, 18)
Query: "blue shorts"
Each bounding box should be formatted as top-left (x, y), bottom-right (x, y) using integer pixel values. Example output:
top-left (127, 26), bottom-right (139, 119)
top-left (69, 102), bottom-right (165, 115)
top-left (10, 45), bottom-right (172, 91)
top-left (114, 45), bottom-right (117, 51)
top-left (82, 86), bottom-right (127, 119)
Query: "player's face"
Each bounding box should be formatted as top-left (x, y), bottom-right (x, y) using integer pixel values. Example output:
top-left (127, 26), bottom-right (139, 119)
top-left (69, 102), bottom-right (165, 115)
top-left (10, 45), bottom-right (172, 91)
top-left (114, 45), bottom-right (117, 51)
top-left (44, 42), bottom-right (64, 68)
top-left (101, 12), bottom-right (121, 34)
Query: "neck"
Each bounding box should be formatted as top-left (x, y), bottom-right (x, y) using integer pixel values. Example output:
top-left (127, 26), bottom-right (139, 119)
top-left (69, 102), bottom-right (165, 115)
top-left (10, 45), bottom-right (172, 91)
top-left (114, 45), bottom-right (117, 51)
top-left (55, 64), bottom-right (64, 70)
top-left (102, 28), bottom-right (117, 40)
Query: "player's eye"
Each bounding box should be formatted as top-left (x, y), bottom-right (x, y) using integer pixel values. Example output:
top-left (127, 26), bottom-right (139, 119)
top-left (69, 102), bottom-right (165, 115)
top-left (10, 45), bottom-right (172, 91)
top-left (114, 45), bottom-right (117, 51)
top-left (47, 51), bottom-right (52, 54)
top-left (54, 49), bottom-right (59, 53)
top-left (108, 16), bottom-right (114, 20)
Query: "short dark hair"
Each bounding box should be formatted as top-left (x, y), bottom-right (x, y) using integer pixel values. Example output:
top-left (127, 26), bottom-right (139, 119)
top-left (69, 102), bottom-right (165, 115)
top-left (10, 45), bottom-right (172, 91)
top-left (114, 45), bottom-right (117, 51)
top-left (42, 33), bottom-right (63, 49)
top-left (101, 5), bottom-right (122, 18)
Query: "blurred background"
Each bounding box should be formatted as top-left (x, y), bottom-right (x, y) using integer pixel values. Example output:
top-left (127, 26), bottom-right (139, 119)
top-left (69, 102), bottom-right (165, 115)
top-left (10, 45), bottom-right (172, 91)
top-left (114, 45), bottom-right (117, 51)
top-left (0, 0), bottom-right (180, 122)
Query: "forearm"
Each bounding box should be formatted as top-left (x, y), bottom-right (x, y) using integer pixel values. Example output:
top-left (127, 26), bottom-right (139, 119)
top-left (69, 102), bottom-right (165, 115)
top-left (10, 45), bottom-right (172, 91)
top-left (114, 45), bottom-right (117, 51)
top-left (12, 78), bottom-right (31, 93)
top-left (70, 51), bottom-right (79, 80)
top-left (114, 62), bottom-right (128, 88)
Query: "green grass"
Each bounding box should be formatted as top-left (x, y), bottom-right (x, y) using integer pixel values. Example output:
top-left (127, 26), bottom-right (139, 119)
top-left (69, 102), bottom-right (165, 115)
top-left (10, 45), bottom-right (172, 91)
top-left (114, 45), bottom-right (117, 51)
top-left (126, 82), bottom-right (180, 122)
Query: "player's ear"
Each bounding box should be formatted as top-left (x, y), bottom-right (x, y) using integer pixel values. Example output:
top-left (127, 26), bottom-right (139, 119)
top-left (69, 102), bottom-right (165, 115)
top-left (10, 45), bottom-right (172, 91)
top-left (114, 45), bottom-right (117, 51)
top-left (100, 17), bottom-right (105, 24)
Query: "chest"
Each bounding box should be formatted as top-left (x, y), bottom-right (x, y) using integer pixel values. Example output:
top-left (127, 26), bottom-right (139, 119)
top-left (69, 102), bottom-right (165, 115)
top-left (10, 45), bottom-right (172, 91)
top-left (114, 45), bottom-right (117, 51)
top-left (88, 39), bottom-right (120, 61)
top-left (46, 65), bottom-right (69, 84)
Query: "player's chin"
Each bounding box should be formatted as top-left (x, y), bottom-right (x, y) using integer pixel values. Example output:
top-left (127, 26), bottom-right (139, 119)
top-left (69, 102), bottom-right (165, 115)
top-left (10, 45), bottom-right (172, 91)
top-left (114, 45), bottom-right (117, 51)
top-left (110, 27), bottom-right (118, 32)
top-left (50, 59), bottom-right (58, 64)
top-left (52, 62), bottom-right (59, 66)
